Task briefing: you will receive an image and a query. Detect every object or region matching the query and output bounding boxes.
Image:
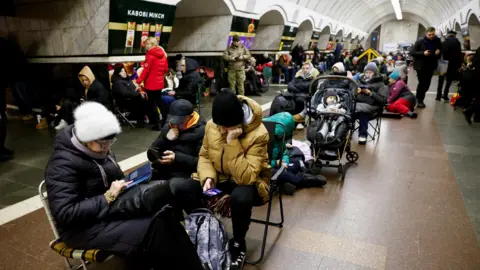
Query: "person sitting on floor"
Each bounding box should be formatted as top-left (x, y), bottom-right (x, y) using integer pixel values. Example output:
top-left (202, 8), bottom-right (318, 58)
top-left (176, 58), bottom-right (201, 105)
top-left (147, 99), bottom-right (206, 180)
top-left (78, 66), bottom-right (113, 111)
top-left (45, 101), bottom-right (203, 270)
top-left (168, 90), bottom-right (271, 269)
top-left (386, 69), bottom-right (418, 118)
top-left (353, 62), bottom-right (389, 145)
top-left (111, 65), bottom-right (147, 124)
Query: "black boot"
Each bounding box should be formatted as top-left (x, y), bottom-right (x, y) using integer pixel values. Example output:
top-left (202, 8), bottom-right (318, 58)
top-left (300, 173), bottom-right (327, 188)
top-left (406, 111), bottom-right (418, 119)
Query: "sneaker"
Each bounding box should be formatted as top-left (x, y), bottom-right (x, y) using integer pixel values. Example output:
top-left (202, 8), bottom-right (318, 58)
top-left (296, 123), bottom-right (305, 130)
top-left (55, 119), bottom-right (68, 130)
top-left (300, 173), bottom-right (327, 187)
top-left (293, 114), bottom-right (305, 123)
top-left (406, 111), bottom-right (418, 119)
top-left (280, 182), bottom-right (296, 195)
top-left (229, 239), bottom-right (246, 270)
top-left (417, 102), bottom-right (426, 108)
top-left (358, 135), bottom-right (367, 145)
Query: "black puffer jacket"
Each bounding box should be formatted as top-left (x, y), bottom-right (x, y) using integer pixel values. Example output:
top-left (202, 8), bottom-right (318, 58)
top-left (177, 58), bottom-right (201, 104)
top-left (288, 76), bottom-right (314, 94)
top-left (45, 126), bottom-right (150, 255)
top-left (147, 115), bottom-right (206, 179)
top-left (86, 80), bottom-right (114, 111)
top-left (355, 74), bottom-right (389, 115)
top-left (111, 74), bottom-right (140, 100)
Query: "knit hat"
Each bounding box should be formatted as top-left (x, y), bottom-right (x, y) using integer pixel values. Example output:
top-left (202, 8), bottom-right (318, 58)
top-left (389, 69), bottom-right (400, 81)
top-left (74, 102), bottom-right (121, 142)
top-left (332, 62), bottom-right (345, 73)
top-left (212, 90), bottom-right (244, 127)
top-left (364, 62), bottom-right (378, 73)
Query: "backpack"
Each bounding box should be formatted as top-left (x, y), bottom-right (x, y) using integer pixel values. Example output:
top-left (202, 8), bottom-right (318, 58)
top-left (185, 209), bottom-right (231, 270)
top-left (269, 92), bottom-right (296, 116)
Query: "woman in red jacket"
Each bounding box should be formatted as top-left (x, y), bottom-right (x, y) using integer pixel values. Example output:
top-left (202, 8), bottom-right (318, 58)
top-left (137, 37), bottom-right (168, 130)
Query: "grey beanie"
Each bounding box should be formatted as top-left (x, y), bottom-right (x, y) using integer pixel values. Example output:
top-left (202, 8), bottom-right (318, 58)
top-left (364, 62), bottom-right (378, 73)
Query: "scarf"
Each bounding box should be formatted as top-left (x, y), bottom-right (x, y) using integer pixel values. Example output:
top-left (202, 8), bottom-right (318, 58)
top-left (302, 62), bottom-right (314, 79)
top-left (169, 111), bottom-right (200, 130)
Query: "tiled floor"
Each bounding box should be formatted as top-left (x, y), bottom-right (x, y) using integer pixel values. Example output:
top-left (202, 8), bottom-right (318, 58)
top-left (1, 77), bottom-right (480, 269)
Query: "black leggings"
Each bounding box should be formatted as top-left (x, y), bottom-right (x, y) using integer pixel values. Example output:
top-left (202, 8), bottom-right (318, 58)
top-left (169, 178), bottom-right (263, 242)
top-left (145, 90), bottom-right (163, 126)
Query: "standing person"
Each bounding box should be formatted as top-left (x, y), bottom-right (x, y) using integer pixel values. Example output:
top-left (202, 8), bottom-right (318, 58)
top-left (223, 35), bottom-right (251, 95)
top-left (410, 27), bottom-right (442, 108)
top-left (334, 39), bottom-right (344, 63)
top-left (437, 30), bottom-right (462, 101)
top-left (136, 37), bottom-right (169, 130)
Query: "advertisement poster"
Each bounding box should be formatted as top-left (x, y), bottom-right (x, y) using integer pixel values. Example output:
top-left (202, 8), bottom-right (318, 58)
top-left (279, 25), bottom-right (298, 51)
top-left (461, 26), bottom-right (471, 50)
top-left (109, 0), bottom-right (176, 55)
top-left (308, 31), bottom-right (321, 50)
top-left (227, 16), bottom-right (259, 50)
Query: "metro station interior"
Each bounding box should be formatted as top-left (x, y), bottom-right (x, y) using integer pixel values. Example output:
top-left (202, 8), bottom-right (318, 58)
top-left (1, 0), bottom-right (480, 269)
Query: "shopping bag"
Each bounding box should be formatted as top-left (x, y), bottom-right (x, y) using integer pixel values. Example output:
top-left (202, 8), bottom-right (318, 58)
top-left (434, 59), bottom-right (449, 76)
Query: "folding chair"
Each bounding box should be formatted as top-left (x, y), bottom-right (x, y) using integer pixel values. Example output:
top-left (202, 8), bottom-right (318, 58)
top-left (246, 120), bottom-right (286, 265)
top-left (263, 67), bottom-right (273, 90)
top-left (38, 181), bottom-right (112, 270)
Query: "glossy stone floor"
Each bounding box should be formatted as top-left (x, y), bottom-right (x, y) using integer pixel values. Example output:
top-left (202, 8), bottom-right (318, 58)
top-left (1, 79), bottom-right (480, 269)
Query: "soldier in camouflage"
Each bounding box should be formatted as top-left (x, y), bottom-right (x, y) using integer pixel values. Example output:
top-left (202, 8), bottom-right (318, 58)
top-left (223, 35), bottom-right (251, 95)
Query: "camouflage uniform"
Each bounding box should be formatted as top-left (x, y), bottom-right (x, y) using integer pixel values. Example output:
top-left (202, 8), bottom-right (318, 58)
top-left (223, 44), bottom-right (251, 95)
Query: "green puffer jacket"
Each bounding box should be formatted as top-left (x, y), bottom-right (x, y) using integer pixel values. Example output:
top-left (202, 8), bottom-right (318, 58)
top-left (263, 112), bottom-right (295, 167)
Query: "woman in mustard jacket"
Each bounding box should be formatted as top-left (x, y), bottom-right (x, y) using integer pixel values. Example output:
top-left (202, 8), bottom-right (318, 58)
top-left (170, 90), bottom-right (270, 269)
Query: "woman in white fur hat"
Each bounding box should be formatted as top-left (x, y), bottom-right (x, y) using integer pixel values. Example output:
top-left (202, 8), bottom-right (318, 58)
top-left (45, 102), bottom-right (202, 269)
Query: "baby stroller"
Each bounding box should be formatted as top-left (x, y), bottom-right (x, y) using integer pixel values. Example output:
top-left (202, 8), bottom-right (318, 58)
top-left (305, 75), bottom-right (359, 181)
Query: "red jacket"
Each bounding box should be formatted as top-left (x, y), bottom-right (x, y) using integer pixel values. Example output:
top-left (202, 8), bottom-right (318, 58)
top-left (136, 46), bottom-right (168, 91)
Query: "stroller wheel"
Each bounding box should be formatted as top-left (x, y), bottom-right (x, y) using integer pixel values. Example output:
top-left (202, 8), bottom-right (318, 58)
top-left (346, 151), bottom-right (359, 163)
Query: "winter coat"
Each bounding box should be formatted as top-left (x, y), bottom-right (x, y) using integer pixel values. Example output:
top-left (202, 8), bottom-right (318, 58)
top-left (194, 96), bottom-right (271, 203)
top-left (147, 113), bottom-right (206, 179)
top-left (78, 66), bottom-right (113, 111)
top-left (387, 79), bottom-right (416, 108)
top-left (263, 112), bottom-right (295, 167)
top-left (45, 126), bottom-right (151, 256)
top-left (136, 46), bottom-right (169, 91)
top-left (287, 68), bottom-right (320, 94)
top-left (111, 74), bottom-right (141, 100)
top-left (177, 58), bottom-right (201, 104)
top-left (223, 44), bottom-right (251, 71)
top-left (355, 74), bottom-right (389, 115)
top-left (442, 36), bottom-right (462, 75)
top-left (410, 36), bottom-right (442, 72)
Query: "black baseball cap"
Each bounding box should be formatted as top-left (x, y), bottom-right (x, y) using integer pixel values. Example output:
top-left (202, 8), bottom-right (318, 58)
top-left (167, 99), bottom-right (194, 124)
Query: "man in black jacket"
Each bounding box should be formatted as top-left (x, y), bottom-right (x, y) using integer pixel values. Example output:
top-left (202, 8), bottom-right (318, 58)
top-left (410, 27), bottom-right (442, 108)
top-left (176, 58), bottom-right (201, 105)
top-left (437, 30), bottom-right (462, 101)
top-left (147, 99), bottom-right (206, 180)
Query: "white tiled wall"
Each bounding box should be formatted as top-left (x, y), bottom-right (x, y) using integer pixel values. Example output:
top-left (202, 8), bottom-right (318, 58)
top-left (167, 15), bottom-right (233, 52)
top-left (0, 0), bottom-right (109, 56)
top-left (251, 25), bottom-right (283, 51)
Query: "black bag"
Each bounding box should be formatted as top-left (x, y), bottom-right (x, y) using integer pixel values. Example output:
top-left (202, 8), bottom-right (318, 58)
top-left (98, 180), bottom-right (172, 220)
top-left (270, 92), bottom-right (296, 116)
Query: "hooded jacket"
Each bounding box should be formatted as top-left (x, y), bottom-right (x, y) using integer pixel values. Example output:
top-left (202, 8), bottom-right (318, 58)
top-left (287, 65), bottom-right (320, 94)
top-left (355, 73), bottom-right (389, 114)
top-left (177, 58), bottom-right (201, 103)
top-left (78, 66), bottom-right (113, 111)
top-left (45, 126), bottom-right (151, 255)
top-left (194, 96), bottom-right (271, 203)
top-left (147, 112), bottom-right (206, 179)
top-left (223, 43), bottom-right (251, 71)
top-left (136, 46), bottom-right (168, 90)
top-left (387, 79), bottom-right (416, 107)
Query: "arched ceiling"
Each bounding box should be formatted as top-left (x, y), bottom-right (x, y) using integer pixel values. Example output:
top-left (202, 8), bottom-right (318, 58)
top-left (289, 0), bottom-right (470, 32)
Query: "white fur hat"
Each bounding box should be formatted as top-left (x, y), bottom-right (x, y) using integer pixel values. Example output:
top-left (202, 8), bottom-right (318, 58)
top-left (74, 102), bottom-right (121, 142)
top-left (332, 62), bottom-right (345, 73)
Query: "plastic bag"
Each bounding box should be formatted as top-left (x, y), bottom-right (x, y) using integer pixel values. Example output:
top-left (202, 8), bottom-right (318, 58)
top-left (434, 59), bottom-right (449, 75)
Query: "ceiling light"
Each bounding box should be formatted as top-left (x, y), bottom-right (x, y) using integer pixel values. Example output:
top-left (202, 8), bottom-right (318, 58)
top-left (391, 0), bottom-right (403, 20)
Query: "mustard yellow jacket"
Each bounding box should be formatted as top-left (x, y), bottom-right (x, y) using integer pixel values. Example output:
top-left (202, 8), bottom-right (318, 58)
top-left (194, 96), bottom-right (271, 202)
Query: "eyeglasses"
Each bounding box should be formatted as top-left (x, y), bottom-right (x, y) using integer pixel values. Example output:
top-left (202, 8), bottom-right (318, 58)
top-left (96, 138), bottom-right (117, 150)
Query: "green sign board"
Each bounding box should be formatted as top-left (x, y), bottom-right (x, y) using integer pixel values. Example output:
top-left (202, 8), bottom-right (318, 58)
top-left (108, 0), bottom-right (176, 55)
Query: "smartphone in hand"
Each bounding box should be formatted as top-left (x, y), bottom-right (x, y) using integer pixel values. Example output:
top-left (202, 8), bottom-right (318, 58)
top-left (203, 188), bottom-right (222, 197)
